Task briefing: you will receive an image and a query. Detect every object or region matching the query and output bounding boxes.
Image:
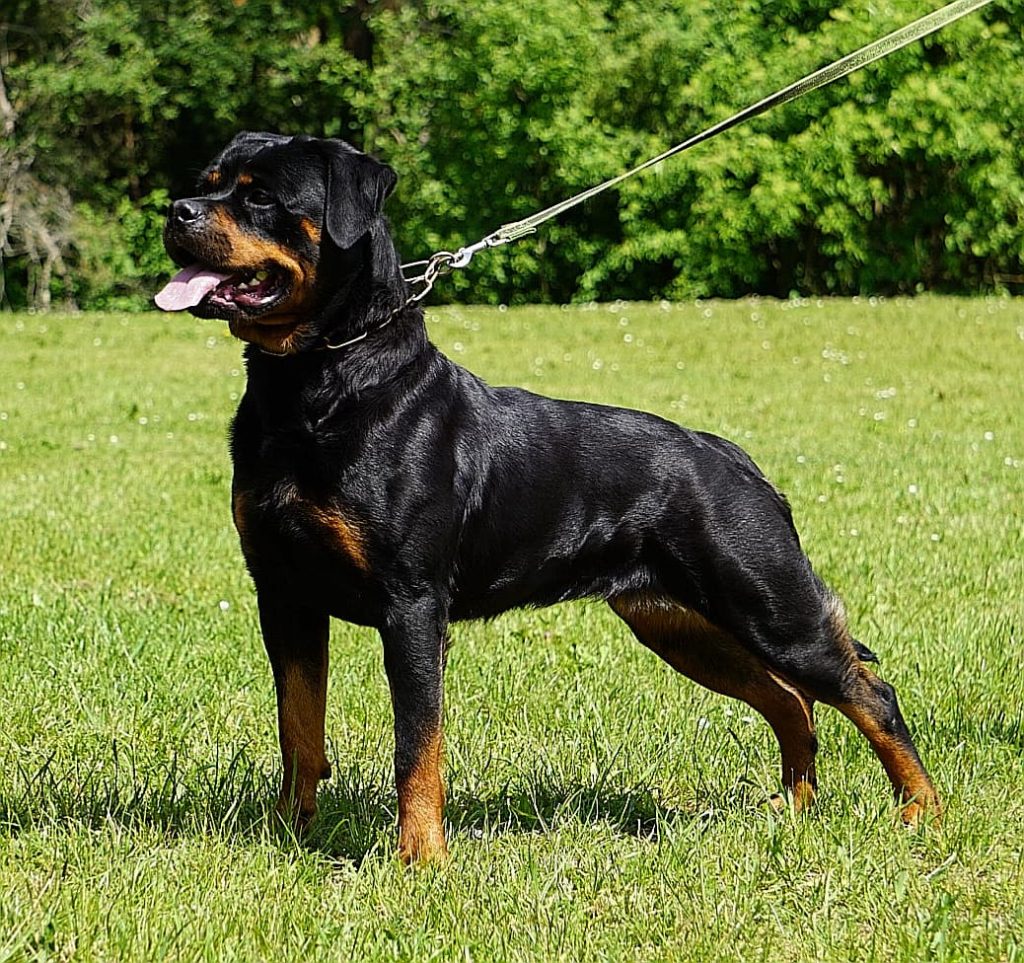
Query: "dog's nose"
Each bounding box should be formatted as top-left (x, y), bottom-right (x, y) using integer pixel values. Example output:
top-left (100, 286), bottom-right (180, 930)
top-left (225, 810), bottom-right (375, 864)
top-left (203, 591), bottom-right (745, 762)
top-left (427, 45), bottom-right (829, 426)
top-left (170, 199), bottom-right (205, 224)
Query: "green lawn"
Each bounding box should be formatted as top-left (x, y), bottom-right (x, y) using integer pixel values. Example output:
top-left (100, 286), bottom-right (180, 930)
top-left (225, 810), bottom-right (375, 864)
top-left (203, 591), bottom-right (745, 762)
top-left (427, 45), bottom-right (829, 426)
top-left (1, 298), bottom-right (1021, 962)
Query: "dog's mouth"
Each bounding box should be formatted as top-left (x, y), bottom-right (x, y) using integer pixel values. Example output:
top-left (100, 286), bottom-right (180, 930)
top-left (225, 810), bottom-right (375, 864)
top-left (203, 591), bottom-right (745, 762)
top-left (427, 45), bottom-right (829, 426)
top-left (154, 262), bottom-right (291, 317)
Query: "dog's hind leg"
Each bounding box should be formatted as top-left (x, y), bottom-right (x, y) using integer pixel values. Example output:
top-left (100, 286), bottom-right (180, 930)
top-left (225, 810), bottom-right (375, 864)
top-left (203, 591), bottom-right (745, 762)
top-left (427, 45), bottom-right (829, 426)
top-left (741, 594), bottom-right (940, 825)
top-left (818, 599), bottom-right (940, 824)
top-left (610, 592), bottom-right (818, 810)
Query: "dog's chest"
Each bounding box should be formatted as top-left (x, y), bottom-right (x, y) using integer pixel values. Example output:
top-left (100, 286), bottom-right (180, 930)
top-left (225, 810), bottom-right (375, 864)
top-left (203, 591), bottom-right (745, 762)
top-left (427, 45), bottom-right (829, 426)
top-left (232, 478), bottom-right (370, 577)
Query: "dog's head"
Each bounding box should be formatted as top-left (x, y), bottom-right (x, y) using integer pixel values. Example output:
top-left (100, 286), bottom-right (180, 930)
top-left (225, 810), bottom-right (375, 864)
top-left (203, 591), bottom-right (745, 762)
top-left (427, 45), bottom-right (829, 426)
top-left (156, 132), bottom-right (397, 354)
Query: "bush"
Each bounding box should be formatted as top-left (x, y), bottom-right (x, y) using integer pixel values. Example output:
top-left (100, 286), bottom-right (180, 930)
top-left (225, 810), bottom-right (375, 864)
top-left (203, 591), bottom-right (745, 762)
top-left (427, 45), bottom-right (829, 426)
top-left (2, 0), bottom-right (1021, 307)
top-left (72, 191), bottom-right (172, 311)
top-left (365, 0), bottom-right (1024, 302)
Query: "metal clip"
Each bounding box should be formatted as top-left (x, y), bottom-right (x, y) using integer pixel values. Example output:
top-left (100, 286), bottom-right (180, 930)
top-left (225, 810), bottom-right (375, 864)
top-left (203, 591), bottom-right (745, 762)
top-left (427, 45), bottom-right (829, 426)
top-left (448, 238), bottom-right (491, 269)
top-left (399, 230), bottom-right (512, 303)
top-left (405, 251), bottom-right (456, 304)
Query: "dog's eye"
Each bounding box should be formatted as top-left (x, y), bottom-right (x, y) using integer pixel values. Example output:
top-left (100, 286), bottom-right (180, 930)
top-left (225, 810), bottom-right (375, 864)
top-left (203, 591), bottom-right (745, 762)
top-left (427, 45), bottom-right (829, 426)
top-left (245, 188), bottom-right (276, 208)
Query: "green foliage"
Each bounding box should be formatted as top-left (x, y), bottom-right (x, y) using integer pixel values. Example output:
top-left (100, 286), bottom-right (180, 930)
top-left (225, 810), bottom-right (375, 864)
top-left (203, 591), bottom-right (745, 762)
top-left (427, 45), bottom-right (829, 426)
top-left (6, 0), bottom-right (364, 206)
top-left (73, 190), bottom-right (171, 310)
top-left (360, 0), bottom-right (1024, 301)
top-left (2, 0), bottom-right (1022, 307)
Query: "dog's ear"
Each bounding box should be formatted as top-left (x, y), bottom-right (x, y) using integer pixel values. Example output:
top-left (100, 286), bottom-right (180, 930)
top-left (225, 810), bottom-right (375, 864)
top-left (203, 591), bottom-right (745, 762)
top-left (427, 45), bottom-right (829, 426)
top-left (321, 141), bottom-right (397, 250)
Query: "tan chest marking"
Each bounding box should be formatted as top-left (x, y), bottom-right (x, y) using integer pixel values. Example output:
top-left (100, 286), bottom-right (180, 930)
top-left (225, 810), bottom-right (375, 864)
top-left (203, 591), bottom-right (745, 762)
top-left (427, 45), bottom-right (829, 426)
top-left (233, 488), bottom-right (369, 573)
top-left (231, 490), bottom-right (254, 554)
top-left (303, 504), bottom-right (371, 573)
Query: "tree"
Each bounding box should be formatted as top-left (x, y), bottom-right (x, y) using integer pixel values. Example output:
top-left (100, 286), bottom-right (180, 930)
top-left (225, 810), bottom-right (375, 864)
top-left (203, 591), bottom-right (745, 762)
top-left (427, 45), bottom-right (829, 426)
top-left (0, 51), bottom-right (74, 310)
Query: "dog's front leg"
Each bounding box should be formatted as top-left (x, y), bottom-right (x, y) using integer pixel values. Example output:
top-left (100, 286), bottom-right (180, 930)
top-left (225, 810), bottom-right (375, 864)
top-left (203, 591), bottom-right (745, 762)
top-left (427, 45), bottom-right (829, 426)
top-left (257, 595), bottom-right (331, 829)
top-left (381, 601), bottom-right (449, 863)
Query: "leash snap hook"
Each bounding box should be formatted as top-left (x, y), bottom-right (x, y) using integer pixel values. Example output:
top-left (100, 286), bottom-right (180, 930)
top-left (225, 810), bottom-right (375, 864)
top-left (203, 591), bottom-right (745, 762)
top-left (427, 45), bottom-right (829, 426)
top-left (448, 237), bottom-right (492, 270)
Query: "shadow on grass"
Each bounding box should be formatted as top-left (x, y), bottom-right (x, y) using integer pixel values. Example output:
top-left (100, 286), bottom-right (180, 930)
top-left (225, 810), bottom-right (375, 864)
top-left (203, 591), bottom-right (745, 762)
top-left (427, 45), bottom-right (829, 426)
top-left (447, 782), bottom-right (692, 841)
top-left (0, 744), bottom-right (280, 841)
top-left (310, 775), bottom-right (710, 862)
top-left (0, 747), bottom-right (722, 864)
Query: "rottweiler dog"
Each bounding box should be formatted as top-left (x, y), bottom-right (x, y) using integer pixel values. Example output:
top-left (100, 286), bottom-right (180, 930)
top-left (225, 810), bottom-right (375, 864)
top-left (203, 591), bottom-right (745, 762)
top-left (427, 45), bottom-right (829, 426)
top-left (156, 131), bottom-right (939, 861)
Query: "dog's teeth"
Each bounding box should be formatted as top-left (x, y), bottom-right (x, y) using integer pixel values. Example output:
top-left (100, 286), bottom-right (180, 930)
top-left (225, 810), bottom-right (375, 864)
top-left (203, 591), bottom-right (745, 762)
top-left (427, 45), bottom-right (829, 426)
top-left (255, 270), bottom-right (268, 282)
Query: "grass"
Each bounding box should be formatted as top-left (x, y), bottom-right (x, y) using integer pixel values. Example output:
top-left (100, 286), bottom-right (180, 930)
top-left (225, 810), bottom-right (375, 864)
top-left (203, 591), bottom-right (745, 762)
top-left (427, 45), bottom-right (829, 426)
top-left (0, 297), bottom-right (1022, 961)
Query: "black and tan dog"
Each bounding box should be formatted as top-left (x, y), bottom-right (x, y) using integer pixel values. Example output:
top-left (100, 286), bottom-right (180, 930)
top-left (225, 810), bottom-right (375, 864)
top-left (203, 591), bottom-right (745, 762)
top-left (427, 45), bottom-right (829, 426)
top-left (156, 131), bottom-right (939, 861)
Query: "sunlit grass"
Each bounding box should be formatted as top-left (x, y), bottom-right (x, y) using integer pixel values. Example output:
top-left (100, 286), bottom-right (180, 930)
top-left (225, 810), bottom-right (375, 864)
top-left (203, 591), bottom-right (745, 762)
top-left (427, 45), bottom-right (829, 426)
top-left (1, 298), bottom-right (1022, 961)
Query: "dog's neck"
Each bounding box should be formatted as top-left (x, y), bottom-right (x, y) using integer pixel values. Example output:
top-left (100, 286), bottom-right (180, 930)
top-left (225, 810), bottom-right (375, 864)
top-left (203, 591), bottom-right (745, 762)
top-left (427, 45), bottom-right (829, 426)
top-left (242, 222), bottom-right (433, 421)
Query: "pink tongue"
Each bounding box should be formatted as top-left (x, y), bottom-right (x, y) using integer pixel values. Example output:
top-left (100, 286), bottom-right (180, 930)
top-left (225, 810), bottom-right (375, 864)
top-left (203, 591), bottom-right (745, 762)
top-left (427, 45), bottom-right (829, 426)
top-left (154, 263), bottom-right (233, 311)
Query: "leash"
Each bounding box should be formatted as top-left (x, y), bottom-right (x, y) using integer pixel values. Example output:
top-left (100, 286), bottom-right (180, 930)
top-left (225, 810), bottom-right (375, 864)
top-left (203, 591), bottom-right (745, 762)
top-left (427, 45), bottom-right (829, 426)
top-left (401, 0), bottom-right (994, 303)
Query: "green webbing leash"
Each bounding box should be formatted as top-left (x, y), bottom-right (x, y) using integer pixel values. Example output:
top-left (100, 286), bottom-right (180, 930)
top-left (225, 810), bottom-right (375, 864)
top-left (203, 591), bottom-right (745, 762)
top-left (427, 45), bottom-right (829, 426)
top-left (401, 0), bottom-right (995, 300)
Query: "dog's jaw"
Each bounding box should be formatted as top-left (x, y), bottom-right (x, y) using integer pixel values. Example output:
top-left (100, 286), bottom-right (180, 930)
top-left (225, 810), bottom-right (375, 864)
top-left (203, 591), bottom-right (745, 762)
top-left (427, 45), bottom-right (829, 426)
top-left (228, 313), bottom-right (312, 355)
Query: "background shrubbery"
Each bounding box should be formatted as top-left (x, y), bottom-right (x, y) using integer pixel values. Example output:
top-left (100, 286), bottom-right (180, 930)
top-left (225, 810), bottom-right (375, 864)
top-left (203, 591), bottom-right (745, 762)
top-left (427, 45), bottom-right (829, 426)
top-left (2, 0), bottom-right (1022, 308)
